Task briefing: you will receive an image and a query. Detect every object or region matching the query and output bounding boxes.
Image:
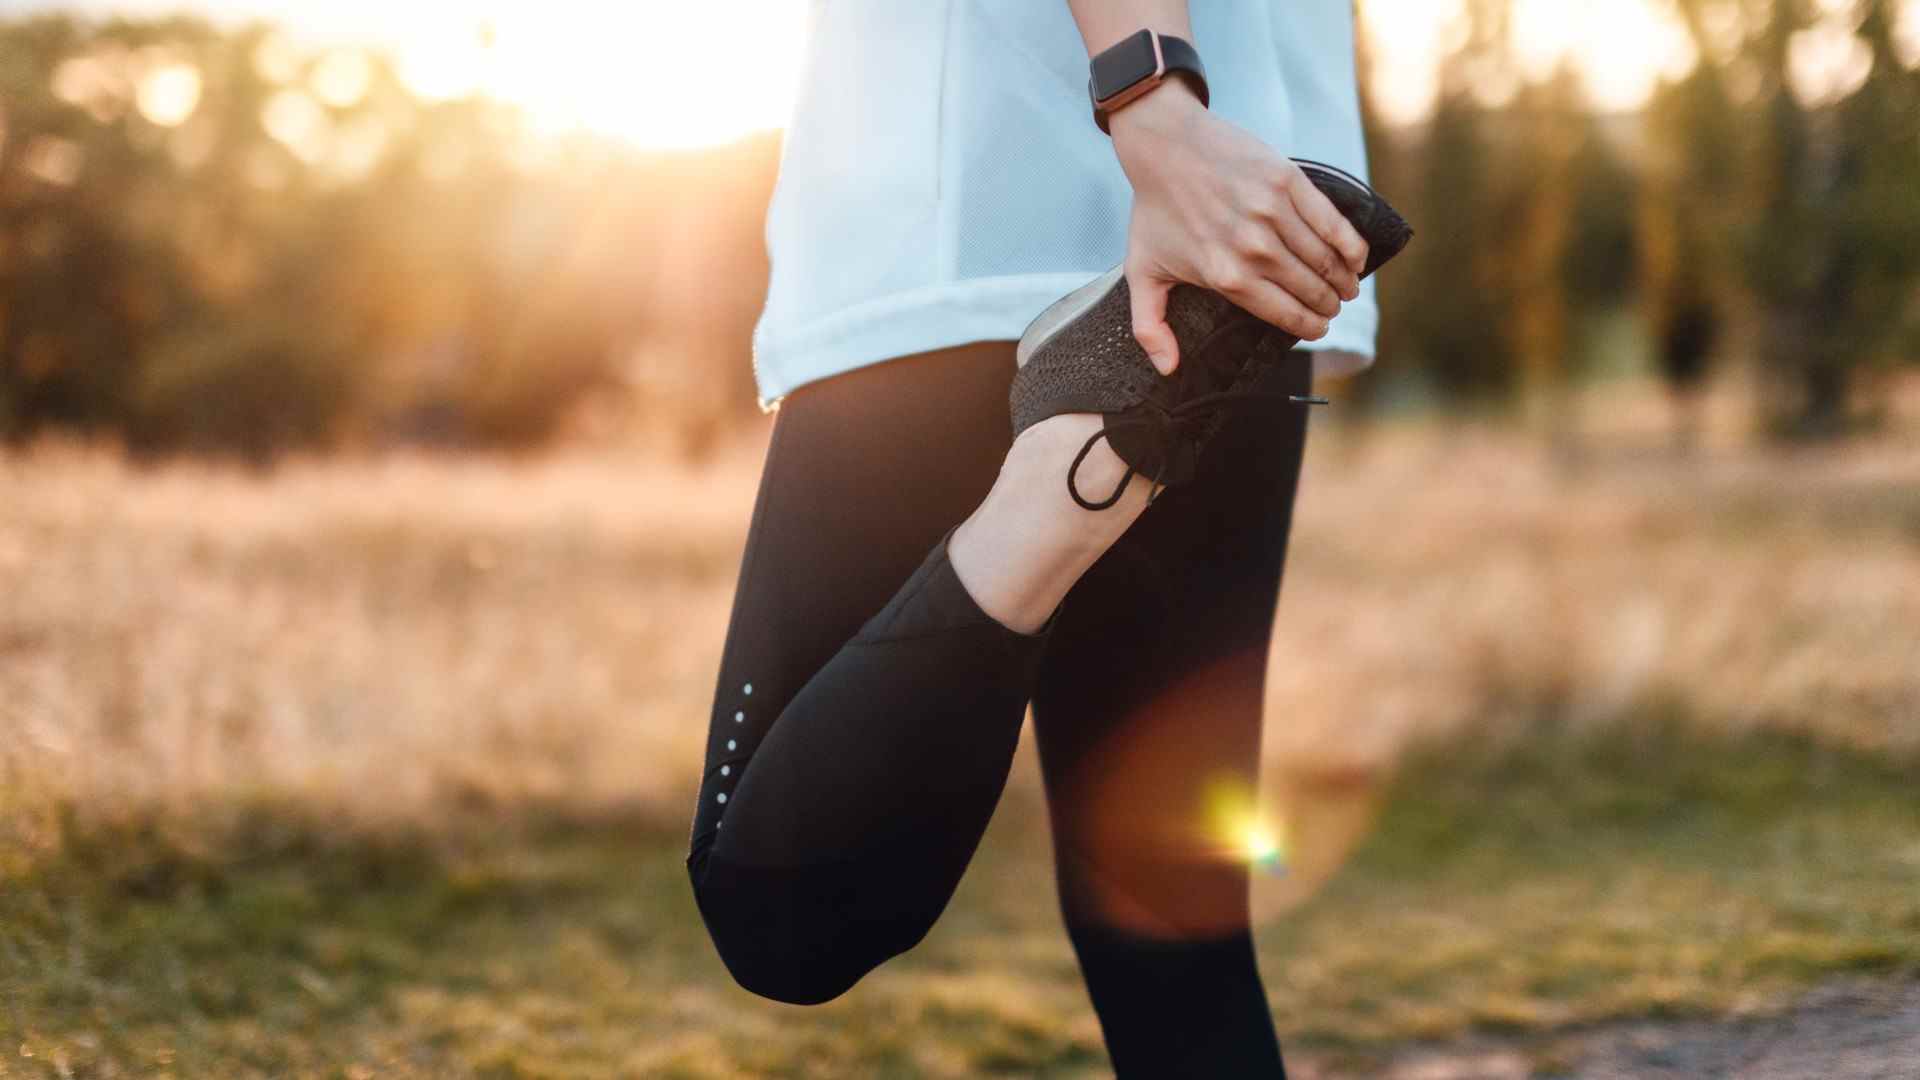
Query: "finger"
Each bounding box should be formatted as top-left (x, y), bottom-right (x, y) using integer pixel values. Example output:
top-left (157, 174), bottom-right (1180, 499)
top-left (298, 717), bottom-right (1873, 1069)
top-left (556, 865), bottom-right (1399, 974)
top-left (1237, 228), bottom-right (1343, 319)
top-left (1270, 206), bottom-right (1361, 303)
top-left (1286, 170), bottom-right (1370, 279)
top-left (1127, 268), bottom-right (1179, 375)
top-left (1214, 271), bottom-right (1331, 342)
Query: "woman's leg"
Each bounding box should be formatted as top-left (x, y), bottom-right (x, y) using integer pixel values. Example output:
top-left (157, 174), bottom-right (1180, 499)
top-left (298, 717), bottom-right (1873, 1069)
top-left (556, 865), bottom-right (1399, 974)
top-left (1030, 355), bottom-right (1316, 1077)
top-left (686, 341), bottom-right (1087, 1005)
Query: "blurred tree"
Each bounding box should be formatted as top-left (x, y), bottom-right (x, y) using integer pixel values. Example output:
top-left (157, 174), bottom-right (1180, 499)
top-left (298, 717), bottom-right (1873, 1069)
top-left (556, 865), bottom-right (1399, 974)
top-left (1640, 30), bottom-right (1745, 450)
top-left (126, 316), bottom-right (354, 462)
top-left (6, 6), bottom-right (1913, 454)
top-left (1365, 0), bottom-right (1523, 407)
top-left (0, 14), bottom-right (774, 458)
top-left (1357, 0), bottom-right (1637, 423)
top-left (1, 16), bottom-right (156, 438)
top-left (1829, 0), bottom-right (1920, 420)
top-left (1501, 67), bottom-right (1583, 439)
top-left (1730, 0), bottom-right (1920, 438)
top-left (1560, 111), bottom-right (1641, 318)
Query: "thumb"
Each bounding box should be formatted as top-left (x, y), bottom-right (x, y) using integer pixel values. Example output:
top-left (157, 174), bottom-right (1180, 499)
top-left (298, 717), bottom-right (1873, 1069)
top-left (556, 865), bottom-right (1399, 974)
top-left (1128, 269), bottom-right (1179, 376)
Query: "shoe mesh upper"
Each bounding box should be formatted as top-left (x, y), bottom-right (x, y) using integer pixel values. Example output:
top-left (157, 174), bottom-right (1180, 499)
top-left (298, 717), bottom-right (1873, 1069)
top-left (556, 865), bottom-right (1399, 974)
top-left (1010, 280), bottom-right (1240, 438)
top-left (1007, 161), bottom-right (1413, 499)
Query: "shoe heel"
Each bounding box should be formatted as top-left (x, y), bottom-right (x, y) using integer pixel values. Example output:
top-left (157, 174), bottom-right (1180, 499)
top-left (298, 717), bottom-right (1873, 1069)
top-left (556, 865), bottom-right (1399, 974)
top-left (1016, 266), bottom-right (1125, 369)
top-left (1290, 158), bottom-right (1413, 279)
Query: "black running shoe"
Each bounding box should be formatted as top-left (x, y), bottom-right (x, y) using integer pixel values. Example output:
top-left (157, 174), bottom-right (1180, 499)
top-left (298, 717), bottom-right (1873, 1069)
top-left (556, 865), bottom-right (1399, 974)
top-left (1010, 159), bottom-right (1413, 510)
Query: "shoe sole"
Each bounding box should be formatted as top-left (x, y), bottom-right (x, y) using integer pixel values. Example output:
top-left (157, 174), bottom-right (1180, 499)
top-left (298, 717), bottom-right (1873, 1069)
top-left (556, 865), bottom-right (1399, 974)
top-left (1015, 265), bottom-right (1124, 371)
top-left (1015, 159), bottom-right (1410, 371)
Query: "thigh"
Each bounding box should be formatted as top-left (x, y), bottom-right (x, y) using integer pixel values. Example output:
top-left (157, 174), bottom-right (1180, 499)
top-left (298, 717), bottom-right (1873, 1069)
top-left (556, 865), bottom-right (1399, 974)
top-left (1030, 355), bottom-right (1314, 937)
top-left (689, 342), bottom-right (1015, 849)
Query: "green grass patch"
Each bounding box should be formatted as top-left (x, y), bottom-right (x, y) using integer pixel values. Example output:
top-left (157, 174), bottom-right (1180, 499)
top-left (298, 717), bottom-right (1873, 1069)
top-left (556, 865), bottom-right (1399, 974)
top-left (4, 721), bottom-right (1917, 1077)
top-left (1264, 718), bottom-right (1920, 1052)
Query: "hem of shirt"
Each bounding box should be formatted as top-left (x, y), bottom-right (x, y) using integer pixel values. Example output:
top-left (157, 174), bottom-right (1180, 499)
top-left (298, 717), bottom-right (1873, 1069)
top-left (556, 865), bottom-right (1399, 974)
top-left (751, 272), bottom-right (1379, 409)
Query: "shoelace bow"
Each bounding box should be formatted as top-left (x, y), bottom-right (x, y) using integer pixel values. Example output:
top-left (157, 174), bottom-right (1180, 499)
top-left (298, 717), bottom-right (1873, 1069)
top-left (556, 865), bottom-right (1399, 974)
top-left (1066, 387), bottom-right (1329, 511)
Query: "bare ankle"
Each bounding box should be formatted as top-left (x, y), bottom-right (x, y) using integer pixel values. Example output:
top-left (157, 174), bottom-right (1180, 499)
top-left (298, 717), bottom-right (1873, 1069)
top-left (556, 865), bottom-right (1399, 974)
top-left (947, 414), bottom-right (1150, 634)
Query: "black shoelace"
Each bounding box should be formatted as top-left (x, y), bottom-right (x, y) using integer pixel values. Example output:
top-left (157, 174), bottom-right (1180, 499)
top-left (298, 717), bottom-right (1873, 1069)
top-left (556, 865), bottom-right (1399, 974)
top-left (1065, 389), bottom-right (1329, 511)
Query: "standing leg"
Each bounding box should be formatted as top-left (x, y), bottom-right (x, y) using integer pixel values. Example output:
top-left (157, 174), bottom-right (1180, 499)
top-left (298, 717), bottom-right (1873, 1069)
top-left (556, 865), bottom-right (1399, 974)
top-left (1031, 356), bottom-right (1316, 1076)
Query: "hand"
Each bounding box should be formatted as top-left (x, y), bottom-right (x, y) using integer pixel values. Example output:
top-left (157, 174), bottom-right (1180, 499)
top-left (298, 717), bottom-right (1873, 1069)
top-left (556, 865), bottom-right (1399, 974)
top-left (1108, 83), bottom-right (1370, 374)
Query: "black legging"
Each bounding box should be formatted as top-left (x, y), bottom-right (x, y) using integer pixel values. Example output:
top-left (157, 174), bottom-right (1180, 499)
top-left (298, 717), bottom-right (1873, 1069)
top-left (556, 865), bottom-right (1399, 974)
top-left (686, 341), bottom-right (1313, 1077)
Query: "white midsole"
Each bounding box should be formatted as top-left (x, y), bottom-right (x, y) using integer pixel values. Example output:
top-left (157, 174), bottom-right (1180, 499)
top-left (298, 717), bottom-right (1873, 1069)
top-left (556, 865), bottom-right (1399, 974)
top-left (1014, 265), bottom-right (1125, 370)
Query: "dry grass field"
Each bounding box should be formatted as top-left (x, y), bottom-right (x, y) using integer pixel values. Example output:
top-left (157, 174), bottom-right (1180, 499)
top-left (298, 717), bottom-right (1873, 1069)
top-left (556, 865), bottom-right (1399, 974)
top-left (3, 391), bottom-right (1918, 1077)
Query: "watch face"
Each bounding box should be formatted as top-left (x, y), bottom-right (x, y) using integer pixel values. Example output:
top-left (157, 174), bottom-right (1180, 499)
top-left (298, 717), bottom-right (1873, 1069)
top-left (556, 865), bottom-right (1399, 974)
top-left (1092, 30), bottom-right (1159, 102)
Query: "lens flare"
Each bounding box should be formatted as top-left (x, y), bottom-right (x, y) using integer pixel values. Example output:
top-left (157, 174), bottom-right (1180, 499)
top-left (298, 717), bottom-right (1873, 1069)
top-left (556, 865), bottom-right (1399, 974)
top-left (1242, 821), bottom-right (1289, 876)
top-left (1204, 775), bottom-right (1290, 877)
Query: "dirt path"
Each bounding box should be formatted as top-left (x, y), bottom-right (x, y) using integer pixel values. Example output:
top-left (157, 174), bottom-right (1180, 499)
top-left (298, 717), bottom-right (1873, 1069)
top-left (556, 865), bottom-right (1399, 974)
top-left (1300, 979), bottom-right (1920, 1079)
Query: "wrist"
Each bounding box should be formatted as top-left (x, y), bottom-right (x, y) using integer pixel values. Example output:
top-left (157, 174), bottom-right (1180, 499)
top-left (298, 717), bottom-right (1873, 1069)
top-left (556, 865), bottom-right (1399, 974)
top-left (1108, 78), bottom-right (1204, 162)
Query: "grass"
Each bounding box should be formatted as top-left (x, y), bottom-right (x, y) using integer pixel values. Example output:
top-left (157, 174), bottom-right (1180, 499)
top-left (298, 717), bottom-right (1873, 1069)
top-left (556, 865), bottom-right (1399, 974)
top-left (3, 396), bottom-right (1919, 1075)
top-left (2, 724), bottom-right (1915, 1077)
top-left (1266, 720), bottom-right (1920, 1051)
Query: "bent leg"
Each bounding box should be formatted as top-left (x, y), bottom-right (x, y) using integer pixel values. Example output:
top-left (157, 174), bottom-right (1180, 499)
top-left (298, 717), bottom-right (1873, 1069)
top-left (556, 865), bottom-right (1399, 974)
top-left (685, 342), bottom-right (1040, 1005)
top-left (1031, 356), bottom-right (1316, 1076)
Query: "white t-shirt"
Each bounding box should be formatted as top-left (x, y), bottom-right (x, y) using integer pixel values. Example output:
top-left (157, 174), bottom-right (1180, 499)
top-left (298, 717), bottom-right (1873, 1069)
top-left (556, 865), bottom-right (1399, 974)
top-left (752, 0), bottom-right (1377, 408)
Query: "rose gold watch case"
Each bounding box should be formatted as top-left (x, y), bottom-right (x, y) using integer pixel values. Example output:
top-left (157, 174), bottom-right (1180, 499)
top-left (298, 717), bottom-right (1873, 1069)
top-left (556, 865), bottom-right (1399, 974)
top-left (1093, 30), bottom-right (1168, 119)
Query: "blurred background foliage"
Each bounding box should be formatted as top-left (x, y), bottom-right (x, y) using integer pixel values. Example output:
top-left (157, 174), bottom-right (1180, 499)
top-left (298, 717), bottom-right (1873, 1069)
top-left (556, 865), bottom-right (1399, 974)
top-left (0, 12), bottom-right (777, 459)
top-left (0, 0), bottom-right (1916, 460)
top-left (1360, 0), bottom-right (1920, 437)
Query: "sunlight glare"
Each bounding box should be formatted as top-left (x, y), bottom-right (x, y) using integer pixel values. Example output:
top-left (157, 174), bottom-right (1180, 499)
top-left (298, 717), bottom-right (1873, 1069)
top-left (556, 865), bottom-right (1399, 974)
top-left (1361, 0), bottom-right (1698, 120)
top-left (69, 0), bottom-right (1882, 147)
top-left (262, 89), bottom-right (328, 162)
top-left (1893, 0), bottom-right (1920, 69)
top-left (51, 55), bottom-right (115, 111)
top-left (136, 61), bottom-right (203, 127)
top-left (310, 49), bottom-right (374, 109)
top-left (1789, 15), bottom-right (1875, 107)
top-left (254, 30), bottom-right (304, 85)
top-left (386, 1), bottom-right (809, 149)
top-left (1512, 0), bottom-right (1698, 110)
top-left (1360, 0), bottom-right (1467, 125)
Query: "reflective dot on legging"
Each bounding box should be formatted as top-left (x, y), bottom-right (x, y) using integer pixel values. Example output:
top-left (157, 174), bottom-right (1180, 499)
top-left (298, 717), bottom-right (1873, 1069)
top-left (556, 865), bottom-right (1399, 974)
top-left (716, 792), bottom-right (727, 804)
top-left (743, 683), bottom-right (753, 695)
top-left (734, 711), bottom-right (744, 723)
top-left (720, 765), bottom-right (731, 776)
top-left (726, 739), bottom-right (736, 751)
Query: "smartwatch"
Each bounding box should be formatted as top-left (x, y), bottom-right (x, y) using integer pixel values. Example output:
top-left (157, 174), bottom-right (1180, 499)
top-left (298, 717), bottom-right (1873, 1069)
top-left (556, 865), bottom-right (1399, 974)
top-left (1088, 29), bottom-right (1209, 134)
